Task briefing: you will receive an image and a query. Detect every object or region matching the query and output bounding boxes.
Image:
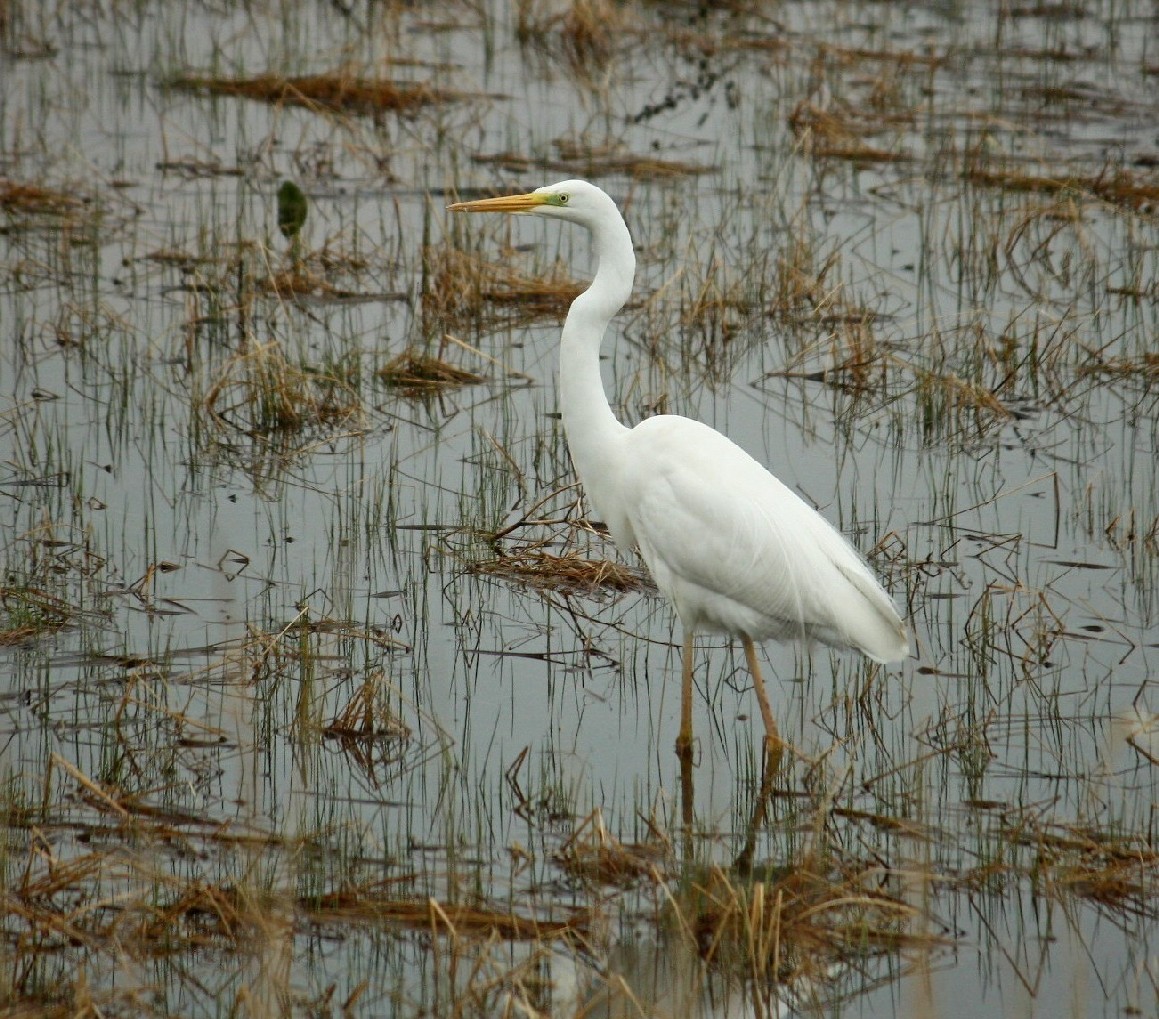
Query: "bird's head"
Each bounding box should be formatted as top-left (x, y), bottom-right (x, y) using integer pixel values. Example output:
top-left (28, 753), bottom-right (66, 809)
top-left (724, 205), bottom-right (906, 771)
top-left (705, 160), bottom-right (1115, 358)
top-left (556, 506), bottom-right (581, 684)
top-left (447, 179), bottom-right (616, 228)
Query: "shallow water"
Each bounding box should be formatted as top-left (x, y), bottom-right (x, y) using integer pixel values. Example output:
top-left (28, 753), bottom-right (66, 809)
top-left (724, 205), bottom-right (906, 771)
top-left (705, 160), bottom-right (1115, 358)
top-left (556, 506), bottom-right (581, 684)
top-left (1, 1), bottom-right (1157, 1015)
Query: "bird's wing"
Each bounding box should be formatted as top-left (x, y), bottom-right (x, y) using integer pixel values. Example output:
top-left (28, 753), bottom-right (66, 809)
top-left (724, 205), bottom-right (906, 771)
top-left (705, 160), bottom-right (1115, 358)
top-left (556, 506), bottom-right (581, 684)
top-left (623, 417), bottom-right (907, 662)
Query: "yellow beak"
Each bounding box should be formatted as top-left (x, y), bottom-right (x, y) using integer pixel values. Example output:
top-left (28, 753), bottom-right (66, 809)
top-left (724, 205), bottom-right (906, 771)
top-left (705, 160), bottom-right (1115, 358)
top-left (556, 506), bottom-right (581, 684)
top-left (447, 191), bottom-right (546, 214)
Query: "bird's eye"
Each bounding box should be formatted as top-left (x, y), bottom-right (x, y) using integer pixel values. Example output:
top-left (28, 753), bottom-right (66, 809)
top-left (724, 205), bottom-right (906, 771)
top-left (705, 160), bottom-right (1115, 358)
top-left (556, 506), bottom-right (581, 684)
top-left (557, 193), bottom-right (569, 204)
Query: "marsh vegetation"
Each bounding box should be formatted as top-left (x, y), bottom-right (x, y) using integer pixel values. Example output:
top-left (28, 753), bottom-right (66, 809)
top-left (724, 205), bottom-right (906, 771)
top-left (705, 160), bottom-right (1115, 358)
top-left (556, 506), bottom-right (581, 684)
top-left (1, 0), bottom-right (1157, 1015)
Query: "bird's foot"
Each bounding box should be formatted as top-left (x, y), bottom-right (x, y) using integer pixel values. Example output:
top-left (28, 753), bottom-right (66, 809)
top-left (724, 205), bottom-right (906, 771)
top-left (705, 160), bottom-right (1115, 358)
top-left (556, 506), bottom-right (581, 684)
top-left (675, 733), bottom-right (695, 766)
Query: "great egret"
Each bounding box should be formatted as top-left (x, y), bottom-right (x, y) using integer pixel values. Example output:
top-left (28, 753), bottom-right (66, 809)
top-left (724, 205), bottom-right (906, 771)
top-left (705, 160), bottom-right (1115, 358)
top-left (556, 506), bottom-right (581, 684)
top-left (449, 180), bottom-right (908, 763)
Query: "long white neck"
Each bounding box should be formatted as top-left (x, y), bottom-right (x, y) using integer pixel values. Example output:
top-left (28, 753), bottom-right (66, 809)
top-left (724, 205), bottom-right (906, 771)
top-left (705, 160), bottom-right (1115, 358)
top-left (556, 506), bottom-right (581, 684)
top-left (558, 207), bottom-right (635, 520)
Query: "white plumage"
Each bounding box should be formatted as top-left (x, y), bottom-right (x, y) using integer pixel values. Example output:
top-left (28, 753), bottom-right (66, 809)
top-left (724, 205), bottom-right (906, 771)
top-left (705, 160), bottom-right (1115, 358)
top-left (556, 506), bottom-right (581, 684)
top-left (450, 179), bottom-right (908, 761)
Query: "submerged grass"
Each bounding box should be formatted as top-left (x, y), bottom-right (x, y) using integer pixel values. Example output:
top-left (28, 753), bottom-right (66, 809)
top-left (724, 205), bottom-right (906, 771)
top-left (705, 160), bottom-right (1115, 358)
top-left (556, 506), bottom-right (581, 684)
top-left (204, 340), bottom-right (362, 439)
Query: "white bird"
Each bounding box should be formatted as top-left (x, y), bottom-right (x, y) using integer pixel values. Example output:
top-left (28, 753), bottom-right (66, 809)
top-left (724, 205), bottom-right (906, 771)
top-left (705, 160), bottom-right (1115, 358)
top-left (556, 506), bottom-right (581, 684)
top-left (449, 180), bottom-right (908, 763)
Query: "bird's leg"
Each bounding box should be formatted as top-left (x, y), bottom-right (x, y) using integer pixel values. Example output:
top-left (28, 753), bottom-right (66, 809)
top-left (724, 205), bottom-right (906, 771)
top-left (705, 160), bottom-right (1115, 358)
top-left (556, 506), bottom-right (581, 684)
top-left (732, 747), bottom-right (779, 875)
top-left (675, 631), bottom-right (695, 764)
top-left (679, 736), bottom-right (694, 854)
top-left (742, 636), bottom-right (784, 772)
top-left (676, 631), bottom-right (696, 855)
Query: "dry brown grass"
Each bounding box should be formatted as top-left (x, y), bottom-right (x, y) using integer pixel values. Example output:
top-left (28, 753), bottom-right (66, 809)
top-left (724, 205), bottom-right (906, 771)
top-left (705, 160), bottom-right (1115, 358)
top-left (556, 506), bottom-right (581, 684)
top-left (7, 727), bottom-right (1149, 1016)
top-left (914, 367), bottom-right (1012, 429)
top-left (469, 548), bottom-right (651, 596)
top-left (423, 245), bottom-right (584, 335)
top-left (676, 253), bottom-right (754, 359)
top-left (324, 674), bottom-right (410, 743)
top-left (474, 140), bottom-right (713, 180)
top-left (169, 71), bottom-right (457, 117)
top-left (264, 266), bottom-right (347, 298)
top-left (964, 165), bottom-right (1159, 210)
top-left (260, 237), bottom-right (376, 298)
top-left (554, 810), bottom-right (670, 886)
top-left (771, 241), bottom-right (841, 322)
top-left (322, 673), bottom-right (412, 786)
top-left (1004, 820), bottom-right (1159, 919)
top-left (677, 855), bottom-right (935, 1000)
top-left (516, 0), bottom-right (634, 80)
top-left (133, 881), bottom-right (265, 948)
top-left (1077, 350), bottom-right (1159, 380)
top-left (303, 890), bottom-right (587, 940)
top-left (560, 0), bottom-right (620, 72)
top-left (145, 246), bottom-right (215, 268)
top-left (817, 43), bottom-right (944, 71)
top-left (377, 348), bottom-right (486, 395)
top-left (763, 235), bottom-right (900, 397)
top-left (0, 586), bottom-right (75, 645)
top-left (204, 340), bottom-right (361, 438)
top-left (0, 178), bottom-right (84, 214)
top-left (789, 101), bottom-right (915, 165)
top-left (1, 796), bottom-right (584, 1010)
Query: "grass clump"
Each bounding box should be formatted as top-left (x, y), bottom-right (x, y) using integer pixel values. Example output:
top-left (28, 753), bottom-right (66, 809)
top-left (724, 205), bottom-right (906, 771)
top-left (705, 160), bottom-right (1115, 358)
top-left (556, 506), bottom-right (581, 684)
top-left (0, 532), bottom-right (104, 646)
top-left (324, 673), bottom-right (410, 743)
top-left (322, 674), bottom-right (412, 787)
top-left (423, 245), bottom-right (583, 336)
top-left (473, 140), bottom-right (713, 180)
top-left (169, 71), bottom-right (457, 117)
top-left (303, 889), bottom-right (584, 941)
top-left (789, 100), bottom-right (915, 165)
top-left (0, 585), bottom-right (75, 645)
top-left (0, 178), bottom-right (85, 215)
top-left (515, 0), bottom-right (633, 80)
top-left (469, 548), bottom-right (651, 596)
top-left (672, 854), bottom-right (935, 1010)
top-left (963, 165), bottom-right (1159, 211)
top-left (554, 810), bottom-right (669, 886)
top-left (204, 341), bottom-right (361, 439)
top-left (1077, 350), bottom-right (1159, 381)
top-left (377, 348), bottom-right (485, 395)
top-left (1006, 820), bottom-right (1159, 919)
